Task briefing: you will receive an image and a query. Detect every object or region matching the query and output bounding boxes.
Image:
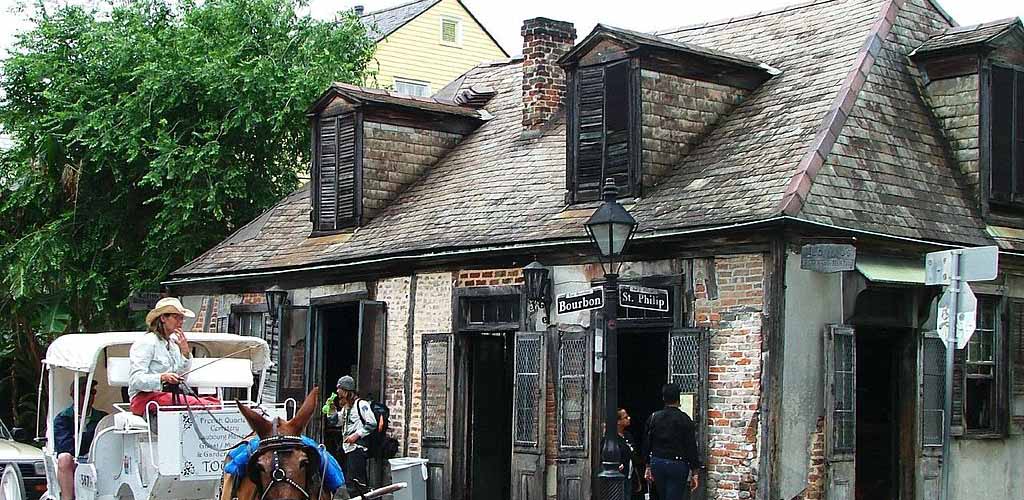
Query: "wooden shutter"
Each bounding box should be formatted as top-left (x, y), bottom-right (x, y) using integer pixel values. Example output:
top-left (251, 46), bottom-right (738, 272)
top-left (991, 65), bottom-right (1014, 198)
top-left (511, 331), bottom-right (546, 500)
top-left (1016, 69), bottom-right (1024, 197)
top-left (824, 324), bottom-right (855, 500)
top-left (603, 60), bottom-right (632, 194)
top-left (920, 334), bottom-right (945, 447)
top-left (315, 112), bottom-right (358, 231)
top-left (574, 66), bottom-right (606, 201)
top-left (1011, 300), bottom-right (1024, 429)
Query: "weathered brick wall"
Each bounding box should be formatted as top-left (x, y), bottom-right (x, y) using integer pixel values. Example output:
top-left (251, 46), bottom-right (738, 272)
top-left (693, 254), bottom-right (764, 500)
top-left (410, 272), bottom-right (454, 457)
top-left (640, 70), bottom-right (749, 191)
top-left (456, 267), bottom-right (525, 287)
top-left (376, 277), bottom-right (412, 448)
top-left (521, 18), bottom-right (575, 131)
top-left (922, 74), bottom-right (980, 198)
top-left (802, 417), bottom-right (826, 500)
top-left (362, 122), bottom-right (462, 220)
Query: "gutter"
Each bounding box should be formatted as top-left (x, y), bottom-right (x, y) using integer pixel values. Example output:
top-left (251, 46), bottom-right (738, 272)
top-left (163, 215), bottom-right (1023, 288)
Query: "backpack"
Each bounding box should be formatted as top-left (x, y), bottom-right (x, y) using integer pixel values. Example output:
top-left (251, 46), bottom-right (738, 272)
top-left (356, 398), bottom-right (399, 459)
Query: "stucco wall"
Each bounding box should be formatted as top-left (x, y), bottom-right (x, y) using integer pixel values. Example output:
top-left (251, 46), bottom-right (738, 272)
top-left (777, 251), bottom-right (842, 499)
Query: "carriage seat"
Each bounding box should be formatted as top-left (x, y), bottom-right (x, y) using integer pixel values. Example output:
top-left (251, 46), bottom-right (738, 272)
top-left (106, 356), bottom-right (255, 394)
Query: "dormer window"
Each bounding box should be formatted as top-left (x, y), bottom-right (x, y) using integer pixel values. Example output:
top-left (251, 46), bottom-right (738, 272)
top-left (313, 111), bottom-right (361, 233)
top-left (989, 64), bottom-right (1024, 205)
top-left (568, 59), bottom-right (637, 202)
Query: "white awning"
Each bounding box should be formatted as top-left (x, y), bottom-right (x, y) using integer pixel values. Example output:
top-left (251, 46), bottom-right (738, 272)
top-left (43, 331), bottom-right (272, 372)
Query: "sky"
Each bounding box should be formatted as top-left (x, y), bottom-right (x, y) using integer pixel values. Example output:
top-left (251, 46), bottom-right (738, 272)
top-left (0, 0), bottom-right (1022, 58)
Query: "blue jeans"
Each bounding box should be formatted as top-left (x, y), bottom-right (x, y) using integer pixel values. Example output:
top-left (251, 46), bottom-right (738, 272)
top-left (650, 456), bottom-right (691, 500)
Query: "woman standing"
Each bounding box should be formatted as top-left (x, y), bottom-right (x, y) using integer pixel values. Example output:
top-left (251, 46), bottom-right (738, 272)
top-left (128, 297), bottom-right (219, 415)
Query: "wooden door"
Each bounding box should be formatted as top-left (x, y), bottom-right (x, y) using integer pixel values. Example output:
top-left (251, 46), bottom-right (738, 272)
top-left (421, 335), bottom-right (453, 500)
top-left (357, 300), bottom-right (386, 400)
top-left (511, 331), bottom-right (546, 500)
top-left (824, 325), bottom-right (856, 500)
top-left (667, 328), bottom-right (709, 500)
top-left (555, 330), bottom-right (592, 500)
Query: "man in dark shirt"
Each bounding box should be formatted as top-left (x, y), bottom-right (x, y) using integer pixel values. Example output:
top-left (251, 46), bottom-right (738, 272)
top-left (53, 378), bottom-right (107, 500)
top-left (643, 383), bottom-right (701, 500)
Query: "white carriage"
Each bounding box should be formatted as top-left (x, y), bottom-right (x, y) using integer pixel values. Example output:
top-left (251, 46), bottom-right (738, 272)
top-left (31, 332), bottom-right (290, 500)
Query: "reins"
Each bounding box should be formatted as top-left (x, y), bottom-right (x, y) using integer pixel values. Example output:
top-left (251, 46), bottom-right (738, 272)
top-left (245, 426), bottom-right (329, 500)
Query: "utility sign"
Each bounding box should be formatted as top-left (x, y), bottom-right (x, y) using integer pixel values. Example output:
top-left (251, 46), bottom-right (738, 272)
top-left (936, 283), bottom-right (977, 349)
top-left (619, 285), bottom-right (670, 312)
top-left (925, 246), bottom-right (998, 285)
top-left (556, 287), bottom-right (603, 315)
top-left (800, 243), bottom-right (856, 273)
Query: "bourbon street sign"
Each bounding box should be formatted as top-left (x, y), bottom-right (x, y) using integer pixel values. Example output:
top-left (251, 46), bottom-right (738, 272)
top-left (619, 285), bottom-right (670, 312)
top-left (556, 287), bottom-right (603, 315)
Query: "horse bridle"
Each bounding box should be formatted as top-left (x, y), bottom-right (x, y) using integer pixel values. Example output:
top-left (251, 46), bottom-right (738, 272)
top-left (246, 420), bottom-right (325, 500)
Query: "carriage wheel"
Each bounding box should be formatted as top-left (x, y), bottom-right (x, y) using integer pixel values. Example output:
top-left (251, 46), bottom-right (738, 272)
top-left (0, 464), bottom-right (26, 500)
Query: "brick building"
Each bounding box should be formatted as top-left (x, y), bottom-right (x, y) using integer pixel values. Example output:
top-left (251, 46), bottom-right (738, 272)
top-left (166, 1), bottom-right (1024, 499)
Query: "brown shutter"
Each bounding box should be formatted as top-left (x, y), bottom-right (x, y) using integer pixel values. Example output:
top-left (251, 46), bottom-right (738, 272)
top-left (1015, 70), bottom-right (1024, 193)
top-left (335, 113), bottom-right (357, 225)
top-left (574, 66), bottom-right (605, 201)
top-left (991, 65), bottom-right (1014, 197)
top-left (950, 340), bottom-right (966, 435)
top-left (317, 116), bottom-right (338, 230)
top-left (603, 60), bottom-right (632, 196)
top-left (1011, 300), bottom-right (1024, 428)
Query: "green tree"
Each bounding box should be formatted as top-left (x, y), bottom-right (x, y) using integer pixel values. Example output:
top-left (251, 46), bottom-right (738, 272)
top-left (0, 0), bottom-right (375, 427)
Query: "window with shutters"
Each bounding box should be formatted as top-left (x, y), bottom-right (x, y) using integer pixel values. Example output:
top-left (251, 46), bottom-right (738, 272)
top-left (312, 111), bottom-right (361, 233)
top-left (568, 59), bottom-right (638, 202)
top-left (988, 64), bottom-right (1024, 206)
top-left (952, 295), bottom-right (1008, 436)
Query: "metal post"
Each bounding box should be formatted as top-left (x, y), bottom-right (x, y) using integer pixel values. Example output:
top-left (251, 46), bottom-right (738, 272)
top-left (598, 273), bottom-right (626, 500)
top-left (940, 251), bottom-right (960, 500)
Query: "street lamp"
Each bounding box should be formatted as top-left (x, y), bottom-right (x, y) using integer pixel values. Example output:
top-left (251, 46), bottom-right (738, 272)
top-left (585, 178), bottom-right (637, 500)
top-left (523, 260), bottom-right (552, 323)
top-left (265, 285), bottom-right (288, 322)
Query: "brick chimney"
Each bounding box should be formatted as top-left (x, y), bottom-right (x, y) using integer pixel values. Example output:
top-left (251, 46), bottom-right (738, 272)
top-left (521, 18), bottom-right (575, 131)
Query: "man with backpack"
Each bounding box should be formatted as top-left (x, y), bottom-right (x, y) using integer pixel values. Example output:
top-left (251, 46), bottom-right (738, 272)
top-left (329, 375), bottom-right (376, 497)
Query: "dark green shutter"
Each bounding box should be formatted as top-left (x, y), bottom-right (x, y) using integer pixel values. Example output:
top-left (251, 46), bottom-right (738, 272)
top-left (571, 60), bottom-right (634, 202)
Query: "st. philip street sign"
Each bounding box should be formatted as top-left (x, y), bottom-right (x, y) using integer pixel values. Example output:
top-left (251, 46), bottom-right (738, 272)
top-left (619, 285), bottom-right (670, 312)
top-left (556, 287), bottom-right (603, 315)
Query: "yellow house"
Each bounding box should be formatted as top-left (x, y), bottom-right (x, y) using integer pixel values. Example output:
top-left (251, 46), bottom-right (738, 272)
top-left (358, 0), bottom-right (509, 96)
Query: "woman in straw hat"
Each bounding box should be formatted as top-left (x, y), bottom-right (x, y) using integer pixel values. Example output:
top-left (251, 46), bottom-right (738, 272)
top-left (128, 297), bottom-right (220, 415)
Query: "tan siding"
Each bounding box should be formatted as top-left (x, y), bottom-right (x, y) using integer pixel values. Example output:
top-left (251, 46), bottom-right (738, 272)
top-left (370, 0), bottom-right (507, 93)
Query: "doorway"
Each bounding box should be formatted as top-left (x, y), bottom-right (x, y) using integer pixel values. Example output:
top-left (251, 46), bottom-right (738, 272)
top-left (463, 332), bottom-right (513, 500)
top-left (855, 329), bottom-right (904, 500)
top-left (321, 303), bottom-right (360, 392)
top-left (617, 330), bottom-right (669, 463)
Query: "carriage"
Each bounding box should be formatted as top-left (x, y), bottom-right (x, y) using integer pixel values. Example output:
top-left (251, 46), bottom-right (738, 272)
top-left (25, 332), bottom-right (291, 500)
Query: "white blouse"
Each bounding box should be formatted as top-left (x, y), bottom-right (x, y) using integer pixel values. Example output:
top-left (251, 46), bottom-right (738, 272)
top-left (128, 332), bottom-right (191, 400)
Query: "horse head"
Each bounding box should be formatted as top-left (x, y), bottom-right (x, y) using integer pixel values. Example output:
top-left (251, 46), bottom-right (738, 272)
top-left (236, 386), bottom-right (326, 500)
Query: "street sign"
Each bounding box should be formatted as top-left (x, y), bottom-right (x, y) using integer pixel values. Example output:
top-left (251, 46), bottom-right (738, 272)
top-left (619, 285), bottom-right (669, 312)
top-left (800, 244), bottom-right (856, 273)
top-left (555, 287), bottom-right (603, 315)
top-left (936, 283), bottom-right (977, 349)
top-left (925, 246), bottom-right (998, 285)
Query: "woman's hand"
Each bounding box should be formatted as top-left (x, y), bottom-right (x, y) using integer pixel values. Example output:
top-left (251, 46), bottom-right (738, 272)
top-left (644, 467), bottom-right (653, 482)
top-left (172, 329), bottom-right (189, 355)
top-left (160, 372), bottom-right (181, 384)
top-left (689, 473), bottom-right (699, 491)
top-left (344, 433), bottom-right (360, 444)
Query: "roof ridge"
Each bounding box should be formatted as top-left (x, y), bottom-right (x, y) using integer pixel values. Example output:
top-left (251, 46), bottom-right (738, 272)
top-left (776, 0), bottom-right (903, 216)
top-left (655, 0), bottom-right (837, 36)
top-left (359, 0), bottom-right (435, 18)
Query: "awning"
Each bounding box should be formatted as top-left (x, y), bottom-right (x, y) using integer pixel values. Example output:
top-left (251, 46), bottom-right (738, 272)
top-left (854, 255), bottom-right (926, 285)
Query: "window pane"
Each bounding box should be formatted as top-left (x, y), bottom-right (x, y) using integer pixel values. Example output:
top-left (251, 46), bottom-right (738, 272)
top-left (965, 378), bottom-right (994, 431)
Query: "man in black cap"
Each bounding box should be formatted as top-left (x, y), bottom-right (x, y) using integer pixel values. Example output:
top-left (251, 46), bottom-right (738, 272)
top-left (53, 378), bottom-right (107, 500)
top-left (328, 375), bottom-right (376, 497)
top-left (643, 383), bottom-right (702, 500)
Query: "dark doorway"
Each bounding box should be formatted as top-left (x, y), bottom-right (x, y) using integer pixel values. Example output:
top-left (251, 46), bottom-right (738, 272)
top-left (321, 303), bottom-right (360, 391)
top-left (617, 330), bottom-right (669, 464)
top-left (465, 332), bottom-right (513, 500)
top-left (855, 329), bottom-right (902, 500)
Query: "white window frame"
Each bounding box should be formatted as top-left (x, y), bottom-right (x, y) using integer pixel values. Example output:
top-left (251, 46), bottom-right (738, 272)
top-left (393, 78), bottom-right (432, 97)
top-left (439, 15), bottom-right (463, 47)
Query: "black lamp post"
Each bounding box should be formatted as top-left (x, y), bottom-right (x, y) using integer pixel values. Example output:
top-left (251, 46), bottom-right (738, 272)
top-left (265, 285), bottom-right (288, 322)
top-left (523, 260), bottom-right (551, 323)
top-left (585, 178), bottom-right (638, 500)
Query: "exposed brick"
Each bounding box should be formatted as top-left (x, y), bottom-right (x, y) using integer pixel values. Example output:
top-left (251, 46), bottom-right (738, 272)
top-left (521, 18), bottom-right (575, 130)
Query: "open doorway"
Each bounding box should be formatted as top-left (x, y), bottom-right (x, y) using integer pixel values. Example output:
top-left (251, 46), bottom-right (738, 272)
top-left (617, 330), bottom-right (669, 462)
top-left (855, 328), bottom-right (904, 500)
top-left (321, 303), bottom-right (360, 392)
top-left (463, 332), bottom-right (513, 500)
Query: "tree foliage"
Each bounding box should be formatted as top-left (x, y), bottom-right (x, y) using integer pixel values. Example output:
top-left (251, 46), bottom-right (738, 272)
top-left (0, 0), bottom-right (375, 427)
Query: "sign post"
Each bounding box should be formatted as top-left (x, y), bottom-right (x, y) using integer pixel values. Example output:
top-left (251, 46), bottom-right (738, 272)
top-left (925, 246), bottom-right (998, 500)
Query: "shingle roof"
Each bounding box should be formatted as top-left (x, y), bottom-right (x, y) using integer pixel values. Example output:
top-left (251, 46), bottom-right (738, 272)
top-left (359, 0), bottom-right (439, 42)
top-left (910, 17), bottom-right (1022, 56)
top-left (309, 82), bottom-right (489, 119)
top-left (171, 0), bottom-right (997, 281)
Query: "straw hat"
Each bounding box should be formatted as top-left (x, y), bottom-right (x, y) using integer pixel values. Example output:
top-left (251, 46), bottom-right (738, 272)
top-left (145, 297), bottom-right (196, 326)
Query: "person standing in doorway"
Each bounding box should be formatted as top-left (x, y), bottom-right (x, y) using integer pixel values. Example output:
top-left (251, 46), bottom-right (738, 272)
top-left (643, 383), bottom-right (702, 500)
top-left (330, 375), bottom-right (376, 497)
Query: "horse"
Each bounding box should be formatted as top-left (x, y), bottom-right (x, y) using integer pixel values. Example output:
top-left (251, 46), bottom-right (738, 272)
top-left (221, 387), bottom-right (333, 500)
